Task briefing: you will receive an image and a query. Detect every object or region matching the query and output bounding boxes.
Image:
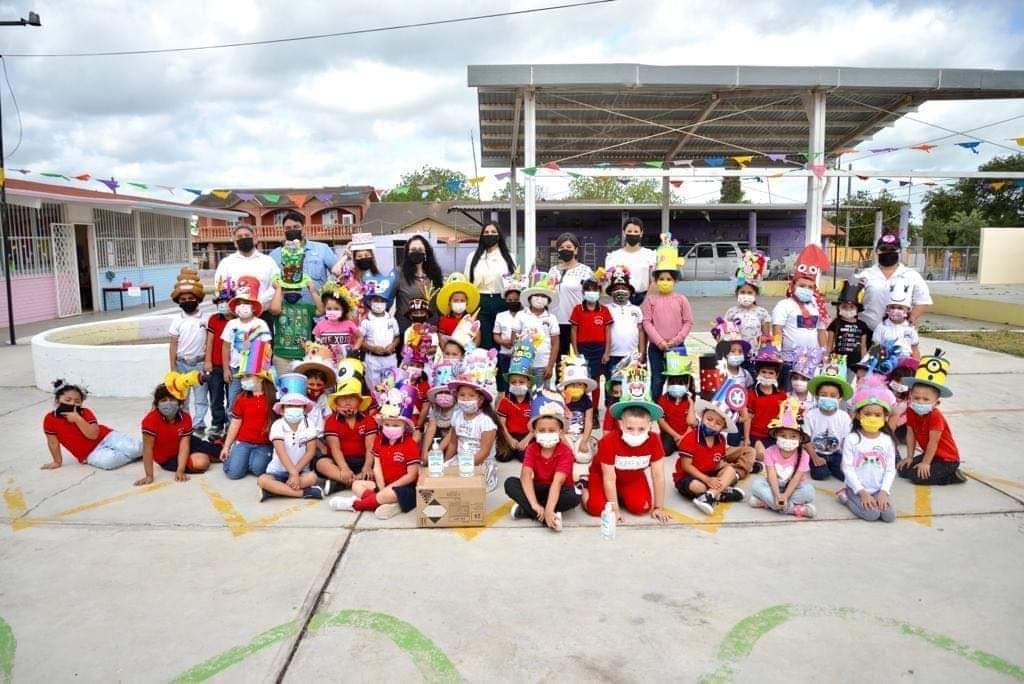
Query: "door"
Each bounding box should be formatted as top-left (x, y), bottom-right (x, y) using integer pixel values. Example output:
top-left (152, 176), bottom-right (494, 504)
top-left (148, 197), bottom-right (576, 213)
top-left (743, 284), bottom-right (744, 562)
top-left (75, 224), bottom-right (93, 310)
top-left (51, 223), bottom-right (82, 318)
top-left (694, 243), bottom-right (715, 279)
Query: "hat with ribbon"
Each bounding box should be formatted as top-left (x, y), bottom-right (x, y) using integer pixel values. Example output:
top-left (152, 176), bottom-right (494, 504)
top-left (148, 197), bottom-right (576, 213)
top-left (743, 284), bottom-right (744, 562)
top-left (786, 345), bottom-right (826, 380)
top-left (767, 396), bottom-right (808, 442)
top-left (904, 348), bottom-right (953, 398)
top-left (320, 281), bottom-right (360, 317)
top-left (273, 373), bottom-right (314, 414)
top-left (293, 342), bottom-right (338, 388)
top-left (753, 343), bottom-right (784, 369)
top-left (506, 335), bottom-right (536, 383)
top-left (426, 357), bottom-right (461, 402)
top-left (529, 389), bottom-right (569, 430)
top-left (170, 268), bottom-right (205, 303)
top-left (603, 263), bottom-right (635, 295)
top-left (735, 250), bottom-right (768, 291)
top-left (437, 272), bottom-right (480, 316)
top-left (236, 338), bottom-right (274, 381)
top-left (807, 353), bottom-right (853, 399)
top-left (693, 377), bottom-right (747, 433)
top-left (447, 347), bottom-right (499, 403)
top-left (163, 370), bottom-right (203, 401)
top-left (228, 275), bottom-right (263, 317)
top-left (403, 322), bottom-right (438, 364)
top-left (557, 346), bottom-right (597, 392)
top-left (610, 354), bottom-right (664, 420)
top-left (372, 369), bottom-right (418, 428)
top-left (711, 316), bottom-right (751, 356)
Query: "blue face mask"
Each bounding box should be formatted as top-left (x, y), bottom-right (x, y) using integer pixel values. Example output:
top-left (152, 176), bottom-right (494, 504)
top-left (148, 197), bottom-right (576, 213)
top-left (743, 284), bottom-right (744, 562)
top-left (698, 422), bottom-right (721, 440)
top-left (794, 286), bottom-right (814, 303)
top-left (817, 396), bottom-right (839, 413)
top-left (666, 385), bottom-right (688, 399)
top-left (726, 354), bottom-right (745, 367)
top-left (911, 402), bottom-right (934, 416)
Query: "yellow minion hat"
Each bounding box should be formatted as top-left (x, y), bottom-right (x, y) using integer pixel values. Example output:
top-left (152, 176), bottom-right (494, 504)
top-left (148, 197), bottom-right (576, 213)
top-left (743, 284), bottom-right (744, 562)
top-left (163, 370), bottom-right (203, 401)
top-left (904, 349), bottom-right (953, 398)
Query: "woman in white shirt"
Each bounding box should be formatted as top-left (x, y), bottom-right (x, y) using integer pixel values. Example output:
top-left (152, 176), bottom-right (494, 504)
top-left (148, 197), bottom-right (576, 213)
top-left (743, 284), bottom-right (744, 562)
top-left (604, 216), bottom-right (657, 306)
top-left (548, 232), bottom-right (594, 362)
top-left (464, 222), bottom-right (517, 350)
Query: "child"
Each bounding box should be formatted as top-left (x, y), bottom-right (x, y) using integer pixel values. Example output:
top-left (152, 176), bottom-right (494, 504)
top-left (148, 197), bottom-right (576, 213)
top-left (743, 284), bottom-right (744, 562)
top-left (772, 245), bottom-right (831, 383)
top-left (360, 290), bottom-right (400, 389)
top-left (898, 350), bottom-right (966, 485)
top-left (493, 272), bottom-right (527, 395)
top-left (134, 373), bottom-right (215, 486)
top-left (445, 315), bottom-right (480, 360)
top-left (443, 348), bottom-right (504, 492)
top-left (204, 281), bottom-right (234, 439)
top-left (582, 358), bottom-right (671, 522)
top-left (724, 250), bottom-right (771, 354)
top-left (601, 367), bottom-right (624, 435)
top-left (804, 356), bottom-right (853, 482)
top-left (221, 340), bottom-right (276, 479)
top-left (334, 374), bottom-right (420, 518)
top-left (872, 283), bottom-right (920, 359)
top-left (221, 275), bottom-right (272, 412)
top-left (675, 379), bottom-right (755, 515)
top-left (420, 359), bottom-right (459, 461)
top-left (786, 346), bottom-right (824, 412)
top-left (656, 350), bottom-right (696, 457)
top-left (436, 273), bottom-right (480, 343)
top-left (257, 375), bottom-right (323, 500)
top-left (319, 378), bottom-right (376, 492)
top-left (570, 277), bottom-right (610, 410)
top-left (743, 344), bottom-right (788, 458)
top-left (42, 379), bottom-right (141, 471)
top-left (557, 348), bottom-right (597, 464)
top-left (496, 338), bottom-right (535, 462)
top-left (294, 342), bottom-right (338, 431)
top-left (168, 268), bottom-right (210, 437)
top-left (711, 319), bottom-right (753, 388)
top-left (887, 358), bottom-right (918, 442)
top-left (827, 280), bottom-right (870, 371)
top-left (400, 335), bottom-right (434, 425)
top-left (840, 374), bottom-right (898, 522)
top-left (269, 265), bottom-right (323, 376)
top-left (749, 398), bottom-right (816, 517)
top-left (642, 235), bottom-right (692, 401)
top-left (603, 265), bottom-right (645, 377)
top-left (313, 284), bottom-right (362, 362)
top-left (518, 270), bottom-right (560, 387)
top-left (505, 391), bottom-right (579, 531)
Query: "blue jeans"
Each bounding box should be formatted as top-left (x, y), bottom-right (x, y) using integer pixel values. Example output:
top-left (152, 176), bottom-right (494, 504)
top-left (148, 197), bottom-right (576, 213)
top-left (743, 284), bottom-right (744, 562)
top-left (810, 452), bottom-right (844, 481)
top-left (223, 441), bottom-right (272, 479)
top-left (85, 431), bottom-right (142, 470)
top-left (227, 371), bottom-right (242, 416)
top-left (750, 477), bottom-right (815, 513)
top-left (647, 344), bottom-right (666, 401)
top-left (176, 359), bottom-right (209, 428)
top-left (207, 366), bottom-right (227, 430)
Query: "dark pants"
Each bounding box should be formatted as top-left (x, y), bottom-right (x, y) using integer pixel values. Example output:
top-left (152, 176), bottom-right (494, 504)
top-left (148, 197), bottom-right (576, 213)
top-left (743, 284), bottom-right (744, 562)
top-left (207, 365), bottom-right (228, 430)
top-left (810, 451), bottom-right (844, 481)
top-left (648, 343), bottom-right (666, 401)
top-left (898, 455), bottom-right (964, 485)
top-left (478, 293), bottom-right (504, 350)
top-left (496, 353), bottom-right (511, 395)
top-left (558, 323), bottom-right (572, 359)
top-left (661, 431), bottom-right (680, 457)
top-left (499, 431), bottom-right (529, 462)
top-left (504, 477), bottom-right (580, 513)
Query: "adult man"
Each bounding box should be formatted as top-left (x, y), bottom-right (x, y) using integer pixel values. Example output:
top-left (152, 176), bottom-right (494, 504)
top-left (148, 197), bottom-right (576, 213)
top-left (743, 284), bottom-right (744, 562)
top-left (604, 216), bottom-right (657, 306)
top-left (269, 211), bottom-right (342, 303)
top-left (213, 225), bottom-right (280, 330)
top-left (855, 233), bottom-right (932, 331)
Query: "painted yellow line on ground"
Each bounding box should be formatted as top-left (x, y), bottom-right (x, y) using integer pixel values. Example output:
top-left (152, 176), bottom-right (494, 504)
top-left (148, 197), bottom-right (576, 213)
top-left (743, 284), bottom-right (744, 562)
top-left (453, 501), bottom-right (513, 541)
top-left (664, 502), bottom-right (733, 534)
top-left (200, 481), bottom-right (316, 537)
top-left (964, 469), bottom-right (1024, 491)
top-left (896, 486), bottom-right (933, 527)
top-left (3, 477), bottom-right (170, 532)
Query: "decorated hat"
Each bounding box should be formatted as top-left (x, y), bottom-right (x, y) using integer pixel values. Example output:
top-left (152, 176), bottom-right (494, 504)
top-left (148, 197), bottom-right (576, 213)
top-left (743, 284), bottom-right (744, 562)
top-left (653, 232), bottom-right (684, 280)
top-left (372, 369), bottom-right (418, 428)
top-left (361, 271), bottom-right (398, 306)
top-left (786, 346), bottom-right (826, 380)
top-left (320, 281), bottom-right (360, 316)
top-left (293, 342), bottom-right (338, 388)
top-left (605, 355), bottom-right (630, 394)
top-left (790, 244), bottom-right (831, 286)
top-left (336, 357), bottom-right (366, 390)
top-left (448, 347), bottom-right (499, 403)
top-left (698, 353), bottom-right (724, 400)
top-left (753, 343), bottom-right (784, 368)
top-left (407, 282), bottom-right (437, 320)
top-left (603, 263), bottom-right (635, 295)
top-left (277, 244), bottom-right (309, 290)
top-left (735, 250), bottom-right (767, 291)
top-left (711, 316), bottom-right (751, 355)
top-left (522, 268), bottom-right (559, 305)
top-left (876, 232), bottom-right (901, 250)
top-left (557, 346), bottom-right (597, 392)
top-left (214, 276), bottom-right (237, 302)
top-left (236, 338), bottom-right (274, 381)
top-left (426, 357), bottom-right (460, 401)
top-left (163, 370), bottom-right (203, 401)
top-left (610, 355), bottom-right (664, 420)
top-left (448, 313), bottom-right (480, 352)
top-left (228, 275), bottom-right (263, 317)
top-left (326, 377), bottom-right (372, 413)
top-left (437, 272), bottom-right (480, 316)
top-left (501, 271), bottom-right (529, 296)
top-left (904, 348), bottom-right (953, 398)
top-left (834, 280), bottom-right (864, 308)
top-left (886, 279), bottom-right (913, 309)
top-left (170, 268), bottom-right (205, 303)
top-left (851, 373), bottom-right (897, 413)
top-left (693, 377), bottom-right (747, 433)
top-left (348, 232), bottom-right (376, 253)
top-left (856, 342), bottom-right (900, 375)
top-left (767, 397), bottom-right (808, 442)
top-left (663, 348), bottom-right (695, 378)
top-left (529, 389), bottom-right (569, 430)
top-left (273, 373), bottom-right (314, 414)
top-left (807, 353), bottom-right (853, 399)
top-left (506, 335), bottom-right (536, 383)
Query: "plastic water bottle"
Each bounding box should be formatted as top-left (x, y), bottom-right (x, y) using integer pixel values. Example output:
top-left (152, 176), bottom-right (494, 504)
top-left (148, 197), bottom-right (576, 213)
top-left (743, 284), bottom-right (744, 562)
top-left (600, 503), bottom-right (616, 540)
top-left (428, 438), bottom-right (444, 477)
top-left (457, 443), bottom-right (475, 478)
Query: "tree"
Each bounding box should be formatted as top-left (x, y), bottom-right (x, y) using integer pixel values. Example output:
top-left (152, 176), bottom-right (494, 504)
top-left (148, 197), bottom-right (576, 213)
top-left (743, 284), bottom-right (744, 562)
top-left (622, 179), bottom-right (663, 204)
top-left (568, 176), bottom-right (625, 202)
top-left (921, 153), bottom-right (1024, 236)
top-left (492, 180), bottom-right (524, 202)
top-left (826, 190), bottom-right (906, 246)
top-left (381, 166), bottom-right (476, 202)
top-left (719, 176), bottom-right (746, 203)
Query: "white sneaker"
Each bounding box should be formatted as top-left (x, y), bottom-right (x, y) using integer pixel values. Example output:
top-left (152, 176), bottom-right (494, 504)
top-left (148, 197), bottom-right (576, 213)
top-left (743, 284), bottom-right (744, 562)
top-left (693, 493), bottom-right (715, 516)
top-left (551, 511), bottom-right (563, 532)
top-left (329, 495), bottom-right (355, 512)
top-left (374, 502), bottom-right (401, 520)
top-left (509, 503), bottom-right (520, 520)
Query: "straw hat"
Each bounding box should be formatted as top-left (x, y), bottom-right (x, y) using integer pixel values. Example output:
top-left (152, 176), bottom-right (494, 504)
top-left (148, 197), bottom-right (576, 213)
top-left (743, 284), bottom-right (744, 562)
top-left (437, 272), bottom-right (480, 316)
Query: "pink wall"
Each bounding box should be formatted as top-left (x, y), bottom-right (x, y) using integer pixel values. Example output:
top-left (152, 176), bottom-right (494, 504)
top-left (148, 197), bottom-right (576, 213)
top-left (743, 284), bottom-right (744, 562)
top-left (0, 275), bottom-right (59, 327)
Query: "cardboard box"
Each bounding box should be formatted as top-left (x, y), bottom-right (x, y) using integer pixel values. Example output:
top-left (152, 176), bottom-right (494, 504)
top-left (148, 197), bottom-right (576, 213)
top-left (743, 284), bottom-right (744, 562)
top-left (416, 466), bottom-right (486, 528)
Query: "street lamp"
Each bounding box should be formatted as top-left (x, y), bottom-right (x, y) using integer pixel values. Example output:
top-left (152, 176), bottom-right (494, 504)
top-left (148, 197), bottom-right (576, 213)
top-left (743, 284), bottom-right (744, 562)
top-left (0, 11), bottom-right (42, 345)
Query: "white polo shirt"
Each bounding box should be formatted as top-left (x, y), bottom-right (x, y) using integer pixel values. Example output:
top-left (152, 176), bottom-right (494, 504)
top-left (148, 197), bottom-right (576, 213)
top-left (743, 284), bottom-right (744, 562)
top-left (855, 263), bottom-right (932, 330)
top-left (604, 247), bottom-right (657, 294)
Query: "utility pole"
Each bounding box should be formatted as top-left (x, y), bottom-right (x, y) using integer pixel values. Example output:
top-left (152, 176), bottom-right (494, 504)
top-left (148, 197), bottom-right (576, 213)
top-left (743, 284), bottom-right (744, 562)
top-left (469, 129), bottom-right (481, 201)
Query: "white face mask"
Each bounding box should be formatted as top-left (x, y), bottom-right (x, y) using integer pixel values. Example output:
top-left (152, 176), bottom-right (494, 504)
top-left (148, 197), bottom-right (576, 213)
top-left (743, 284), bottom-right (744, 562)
top-left (839, 307), bottom-right (858, 320)
top-left (235, 304), bottom-right (253, 319)
top-left (529, 295), bottom-right (547, 310)
top-left (886, 307), bottom-right (907, 323)
top-left (758, 374), bottom-right (778, 387)
top-left (283, 407), bottom-right (305, 424)
top-left (583, 291), bottom-right (600, 303)
top-left (791, 379), bottom-right (808, 394)
top-left (776, 436), bottom-right (801, 452)
top-left (621, 431), bottom-right (648, 447)
top-left (216, 302), bottom-right (230, 316)
top-left (535, 432), bottom-right (560, 448)
top-left (240, 377), bottom-right (258, 392)
top-left (370, 302), bottom-right (387, 315)
top-left (737, 293), bottom-right (756, 306)
top-left (450, 301), bottom-right (467, 314)
top-left (509, 384), bottom-right (528, 397)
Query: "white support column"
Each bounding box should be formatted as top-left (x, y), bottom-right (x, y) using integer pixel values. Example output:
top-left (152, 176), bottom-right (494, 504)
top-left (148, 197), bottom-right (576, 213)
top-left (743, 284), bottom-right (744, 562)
top-left (523, 88), bottom-right (537, 271)
top-left (748, 211), bottom-right (757, 251)
top-left (805, 90), bottom-right (826, 246)
top-left (509, 165), bottom-right (518, 263)
top-left (661, 176), bottom-right (670, 235)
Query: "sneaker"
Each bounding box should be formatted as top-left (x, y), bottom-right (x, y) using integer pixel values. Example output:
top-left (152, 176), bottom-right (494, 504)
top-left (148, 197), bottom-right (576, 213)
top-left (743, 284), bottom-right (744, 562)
top-left (750, 461), bottom-right (764, 474)
top-left (836, 488), bottom-right (848, 504)
top-left (749, 497), bottom-right (768, 509)
top-left (207, 425), bottom-right (224, 439)
top-left (693, 493), bottom-right (715, 516)
top-left (323, 479), bottom-right (334, 497)
top-left (952, 469), bottom-right (968, 484)
top-left (551, 511), bottom-right (563, 532)
top-left (719, 487), bottom-right (746, 503)
top-left (509, 503), bottom-right (520, 520)
top-left (510, 503), bottom-right (533, 520)
top-left (575, 476), bottom-right (588, 496)
top-left (792, 503), bottom-right (816, 518)
top-left (329, 494), bottom-right (356, 512)
top-left (374, 502), bottom-right (401, 520)
top-left (258, 484), bottom-right (272, 502)
top-left (303, 485), bottom-right (324, 500)
top-left (193, 426), bottom-right (206, 440)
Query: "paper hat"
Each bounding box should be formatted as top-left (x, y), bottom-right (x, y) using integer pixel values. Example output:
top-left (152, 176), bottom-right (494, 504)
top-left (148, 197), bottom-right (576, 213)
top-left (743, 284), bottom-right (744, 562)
top-left (786, 345), bottom-right (826, 380)
top-left (361, 271), bottom-right (397, 305)
top-left (529, 389), bottom-right (569, 430)
top-left (236, 338), bottom-right (274, 381)
top-left (557, 346), bottom-right (597, 392)
top-left (501, 271), bottom-right (529, 295)
top-left (278, 244), bottom-right (308, 290)
top-left (605, 355), bottom-right (630, 393)
top-left (348, 232), bottom-right (376, 253)
top-left (857, 342), bottom-right (900, 375)
top-left (790, 244), bottom-right (831, 285)
top-left (163, 370), bottom-right (203, 401)
top-left (603, 264), bottom-right (635, 294)
top-left (404, 322), bottom-right (437, 359)
top-left (407, 282), bottom-right (437, 318)
top-left (448, 314), bottom-right (479, 352)
top-left (170, 268), bottom-right (205, 303)
top-left (753, 343), bottom-right (784, 368)
top-left (699, 353), bottom-right (724, 400)
top-left (904, 349), bottom-right (953, 398)
top-left (326, 377), bottom-right (372, 413)
top-left (437, 272), bottom-right (480, 315)
top-left (447, 347), bottom-right (499, 403)
top-left (522, 268), bottom-right (558, 305)
top-left (735, 250), bottom-right (767, 291)
top-left (293, 342), bottom-right (338, 387)
top-left (886, 279), bottom-right (913, 309)
top-left (663, 349), bottom-right (695, 377)
top-left (834, 280), bottom-right (864, 307)
top-left (214, 276), bottom-right (237, 302)
top-left (426, 357), bottom-right (460, 401)
top-left (807, 353), bottom-right (853, 399)
top-left (320, 281), bottom-right (360, 316)
top-left (711, 316), bottom-right (751, 355)
top-left (372, 369), bottom-right (417, 428)
top-left (610, 355), bottom-right (663, 420)
top-left (273, 373), bottom-right (314, 414)
top-left (653, 233), bottom-right (684, 279)
top-left (767, 397), bottom-right (807, 441)
top-left (694, 377), bottom-right (747, 433)
top-left (851, 373), bottom-right (897, 413)
top-left (876, 232), bottom-right (901, 250)
top-left (506, 335), bottom-right (536, 382)
top-left (336, 357), bottom-right (365, 389)
top-left (228, 275), bottom-right (263, 317)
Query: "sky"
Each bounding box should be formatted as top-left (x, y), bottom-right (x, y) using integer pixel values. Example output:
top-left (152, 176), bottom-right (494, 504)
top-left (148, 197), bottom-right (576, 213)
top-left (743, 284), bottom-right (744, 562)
top-left (0, 0), bottom-right (1022, 221)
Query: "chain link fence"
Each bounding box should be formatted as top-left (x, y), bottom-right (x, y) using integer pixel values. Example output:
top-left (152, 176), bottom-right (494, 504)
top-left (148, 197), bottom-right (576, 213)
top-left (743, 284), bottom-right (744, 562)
top-left (830, 246), bottom-right (978, 281)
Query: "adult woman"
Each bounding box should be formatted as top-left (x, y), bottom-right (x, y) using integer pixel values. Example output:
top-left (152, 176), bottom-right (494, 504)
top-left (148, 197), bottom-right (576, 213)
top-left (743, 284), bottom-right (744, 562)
top-left (464, 222), bottom-right (517, 349)
top-left (548, 232), bottom-right (594, 360)
top-left (604, 216), bottom-right (657, 306)
top-left (395, 234), bottom-right (444, 342)
top-left (341, 232), bottom-right (397, 320)
top-left (855, 233), bottom-right (932, 332)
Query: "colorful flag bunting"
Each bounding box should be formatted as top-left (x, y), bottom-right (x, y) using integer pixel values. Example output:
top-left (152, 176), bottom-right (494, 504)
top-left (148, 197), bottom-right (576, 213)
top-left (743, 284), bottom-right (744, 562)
top-left (567, 172), bottom-right (584, 178)
top-left (923, 182), bottom-right (937, 186)
top-left (156, 185), bottom-right (176, 195)
top-left (314, 192), bottom-right (334, 203)
top-left (1014, 136), bottom-right (1024, 146)
top-left (542, 162), bottom-right (560, 171)
top-left (468, 176), bottom-right (486, 186)
top-left (287, 193), bottom-right (309, 207)
top-left (594, 162), bottom-right (611, 167)
top-left (127, 182), bottom-right (148, 190)
top-left (802, 149), bottom-right (823, 159)
top-left (669, 180), bottom-right (683, 188)
top-left (731, 155), bottom-right (753, 168)
top-left (766, 153), bottom-right (787, 163)
top-left (184, 188), bottom-right (202, 196)
top-left (74, 174), bottom-right (91, 181)
top-left (641, 161), bottom-right (664, 169)
top-left (833, 147), bottom-right (859, 154)
top-left (495, 172), bottom-right (511, 180)
top-left (521, 167), bottom-right (537, 177)
top-left (616, 177), bottom-right (630, 186)
top-left (869, 147), bottom-right (897, 154)
top-left (898, 181), bottom-right (911, 187)
top-left (956, 142), bottom-right (981, 154)
top-left (879, 178), bottom-right (892, 184)
top-left (0, 169), bottom-right (4, 185)
top-left (211, 190), bottom-right (232, 200)
top-left (768, 171), bottom-right (785, 178)
top-left (856, 175), bottom-right (870, 181)
top-left (259, 193), bottom-right (280, 203)
top-left (444, 179), bottom-right (463, 193)
top-left (41, 172), bottom-right (69, 180)
top-left (671, 159), bottom-right (693, 167)
top-left (236, 192), bottom-right (256, 201)
top-left (14, 169), bottom-right (30, 174)
top-left (810, 164), bottom-right (826, 180)
top-left (416, 184), bottom-right (437, 191)
top-left (910, 144), bottom-right (937, 152)
top-left (98, 178), bottom-right (119, 193)
top-left (704, 156), bottom-right (725, 167)
top-left (990, 181), bottom-right (1007, 191)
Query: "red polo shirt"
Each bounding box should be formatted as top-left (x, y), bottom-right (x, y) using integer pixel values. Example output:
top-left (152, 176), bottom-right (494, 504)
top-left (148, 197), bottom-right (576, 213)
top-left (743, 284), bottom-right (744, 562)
top-left (570, 303), bottom-right (610, 345)
top-left (657, 395), bottom-right (692, 436)
top-left (206, 314), bottom-right (229, 367)
top-left (602, 409), bottom-right (619, 434)
top-left (589, 432), bottom-right (664, 484)
top-left (497, 395), bottom-right (532, 436)
top-left (42, 407), bottom-right (112, 463)
top-left (522, 441), bottom-right (574, 487)
top-left (373, 433), bottom-right (420, 485)
top-left (675, 428), bottom-right (726, 480)
top-left (141, 409), bottom-right (193, 464)
top-left (230, 393), bottom-right (272, 445)
top-left (438, 313), bottom-right (464, 337)
top-left (324, 413), bottom-right (377, 462)
top-left (746, 387), bottom-right (787, 439)
top-left (905, 407), bottom-right (960, 463)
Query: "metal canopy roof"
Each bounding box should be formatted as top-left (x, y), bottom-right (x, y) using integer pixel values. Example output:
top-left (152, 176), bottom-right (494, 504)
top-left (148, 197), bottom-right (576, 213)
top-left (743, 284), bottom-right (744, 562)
top-left (468, 64), bottom-right (1024, 168)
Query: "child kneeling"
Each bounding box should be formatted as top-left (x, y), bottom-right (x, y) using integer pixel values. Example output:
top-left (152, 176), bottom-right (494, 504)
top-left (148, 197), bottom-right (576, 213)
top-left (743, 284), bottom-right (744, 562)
top-left (749, 398), bottom-right (816, 518)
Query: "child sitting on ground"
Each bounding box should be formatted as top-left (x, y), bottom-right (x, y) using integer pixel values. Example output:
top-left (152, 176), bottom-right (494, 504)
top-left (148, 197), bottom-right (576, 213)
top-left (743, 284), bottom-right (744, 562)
top-left (134, 373), bottom-right (215, 486)
top-left (656, 350), bottom-right (696, 457)
top-left (505, 391), bottom-right (580, 532)
top-left (497, 338), bottom-right (535, 462)
top-left (319, 378), bottom-right (376, 493)
top-left (42, 379), bottom-right (142, 471)
top-left (557, 348), bottom-right (597, 464)
top-left (221, 340), bottom-right (276, 480)
top-left (898, 350), bottom-right (966, 485)
top-left (743, 344), bottom-right (788, 459)
top-left (601, 369), bottom-right (624, 434)
top-left (725, 250), bottom-right (771, 356)
top-left (294, 343), bottom-right (337, 432)
top-left (718, 338), bottom-right (753, 389)
top-left (840, 374), bottom-right (899, 522)
top-left (804, 356), bottom-right (853, 482)
top-left (887, 358), bottom-right (918, 443)
top-left (420, 359), bottom-right (459, 462)
top-left (749, 398), bottom-right (816, 518)
top-left (443, 349), bottom-right (504, 491)
top-left (313, 285), bottom-right (361, 362)
top-left (257, 374), bottom-right (323, 501)
top-left (519, 270), bottom-right (560, 387)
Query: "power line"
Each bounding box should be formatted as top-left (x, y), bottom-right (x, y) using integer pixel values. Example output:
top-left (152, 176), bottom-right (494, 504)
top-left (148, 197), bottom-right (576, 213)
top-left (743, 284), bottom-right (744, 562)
top-left (0, 57), bottom-right (23, 159)
top-left (3, 1), bottom-right (615, 58)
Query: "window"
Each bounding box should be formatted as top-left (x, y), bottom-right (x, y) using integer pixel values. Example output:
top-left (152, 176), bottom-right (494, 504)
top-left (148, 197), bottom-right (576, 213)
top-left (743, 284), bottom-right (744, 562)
top-left (94, 209), bottom-right (138, 269)
top-left (140, 212), bottom-right (190, 265)
top-left (697, 244), bottom-right (714, 259)
top-left (341, 213), bottom-right (355, 226)
top-left (321, 210), bottom-right (338, 226)
top-left (716, 243), bottom-right (738, 258)
top-left (3, 202), bottom-right (63, 276)
top-left (272, 210), bottom-right (290, 225)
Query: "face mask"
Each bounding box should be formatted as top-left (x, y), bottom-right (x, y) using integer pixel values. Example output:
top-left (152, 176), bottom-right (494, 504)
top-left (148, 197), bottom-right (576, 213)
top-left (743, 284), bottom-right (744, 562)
top-left (235, 237), bottom-right (254, 253)
top-left (338, 405), bottom-right (355, 417)
top-left (886, 308), bottom-right (907, 323)
top-left (558, 249), bottom-right (575, 262)
top-left (284, 228), bottom-right (303, 242)
top-left (179, 300), bottom-right (198, 314)
top-left (839, 307), bottom-right (858, 320)
top-left (758, 374), bottom-right (778, 387)
top-left (565, 387), bottom-right (585, 401)
top-left (506, 301), bottom-right (521, 313)
top-left (530, 295), bottom-right (547, 310)
top-left (737, 293), bottom-right (755, 306)
top-left (817, 396), bottom-right (839, 413)
top-left (235, 304), bottom-right (253, 319)
top-left (382, 425), bottom-right (405, 441)
top-left (284, 291), bottom-right (302, 305)
top-left (355, 257), bottom-right (374, 271)
top-left (794, 286), bottom-right (814, 303)
top-left (240, 377), bottom-right (258, 392)
top-left (509, 384), bottom-right (528, 397)
top-left (621, 431), bottom-right (648, 447)
top-left (612, 291), bottom-right (629, 304)
top-left (727, 354), bottom-right (745, 367)
top-left (791, 379), bottom-right (808, 394)
top-left (911, 402), bottom-right (934, 416)
top-left (434, 393), bottom-right (454, 409)
top-left (157, 400), bottom-right (180, 418)
top-left (370, 302), bottom-right (387, 315)
top-left (878, 251), bottom-right (900, 267)
top-left (666, 385), bottom-right (688, 399)
top-left (283, 407), bottom-right (305, 424)
top-left (657, 280), bottom-right (675, 294)
top-left (776, 436), bottom-right (801, 452)
top-left (325, 309), bottom-right (342, 321)
top-left (307, 386), bottom-right (325, 399)
top-left (698, 423), bottom-right (721, 440)
top-left (624, 234), bottom-right (642, 247)
top-left (450, 301), bottom-right (467, 315)
top-left (458, 399), bottom-right (479, 414)
top-left (407, 251), bottom-right (425, 265)
top-left (217, 302), bottom-right (230, 316)
top-left (889, 381), bottom-right (908, 395)
top-left (535, 432), bottom-right (560, 448)
top-left (480, 234), bottom-right (499, 249)
top-left (860, 415), bottom-right (886, 433)
top-left (583, 291), bottom-right (600, 304)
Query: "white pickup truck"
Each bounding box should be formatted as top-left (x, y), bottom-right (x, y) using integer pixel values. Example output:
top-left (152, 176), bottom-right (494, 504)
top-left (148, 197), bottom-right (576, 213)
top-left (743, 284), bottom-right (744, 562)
top-left (680, 241), bottom-right (750, 279)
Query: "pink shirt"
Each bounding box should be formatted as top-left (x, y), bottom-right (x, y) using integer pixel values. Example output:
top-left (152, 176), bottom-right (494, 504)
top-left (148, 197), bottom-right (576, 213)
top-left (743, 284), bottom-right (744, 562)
top-left (313, 319), bottom-right (359, 360)
top-left (641, 292), bottom-right (693, 347)
top-left (763, 445), bottom-right (810, 484)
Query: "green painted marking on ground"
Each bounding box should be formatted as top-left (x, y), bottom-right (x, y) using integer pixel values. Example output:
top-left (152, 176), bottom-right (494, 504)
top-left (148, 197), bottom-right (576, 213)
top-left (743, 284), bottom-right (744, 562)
top-left (700, 605), bottom-right (1024, 683)
top-left (0, 615), bottom-right (15, 684)
top-left (171, 620), bottom-right (301, 683)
